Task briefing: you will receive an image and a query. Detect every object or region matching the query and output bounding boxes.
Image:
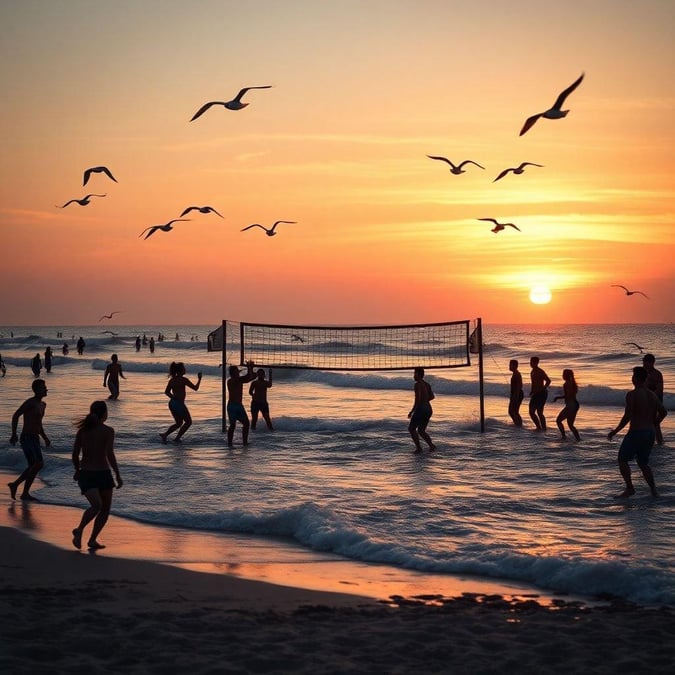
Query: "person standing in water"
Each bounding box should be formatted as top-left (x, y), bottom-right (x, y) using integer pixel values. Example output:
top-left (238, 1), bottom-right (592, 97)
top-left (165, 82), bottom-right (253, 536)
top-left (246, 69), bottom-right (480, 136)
top-left (71, 400), bottom-right (122, 550)
top-left (8, 379), bottom-right (50, 501)
top-left (408, 366), bottom-right (436, 454)
top-left (227, 361), bottom-right (256, 447)
top-left (642, 353), bottom-right (664, 445)
top-left (44, 346), bottom-right (53, 373)
top-left (528, 356), bottom-right (551, 431)
top-left (249, 368), bottom-right (274, 431)
top-left (160, 362), bottom-right (202, 443)
top-left (553, 369), bottom-right (581, 441)
top-left (508, 359), bottom-right (524, 427)
top-left (608, 366), bottom-right (667, 498)
top-left (103, 354), bottom-right (126, 400)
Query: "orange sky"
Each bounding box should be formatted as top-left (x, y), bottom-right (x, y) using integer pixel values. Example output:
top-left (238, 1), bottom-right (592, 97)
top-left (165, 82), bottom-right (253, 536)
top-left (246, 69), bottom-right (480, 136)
top-left (1, 0), bottom-right (673, 326)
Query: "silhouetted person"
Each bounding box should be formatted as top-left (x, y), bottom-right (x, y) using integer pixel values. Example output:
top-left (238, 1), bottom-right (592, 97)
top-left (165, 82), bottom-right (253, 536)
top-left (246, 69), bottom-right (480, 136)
top-left (149, 336), bottom-right (155, 353)
top-left (160, 362), bottom-right (202, 443)
top-left (529, 356), bottom-right (551, 431)
top-left (553, 369), bottom-right (581, 441)
top-left (62, 342), bottom-right (69, 355)
top-left (227, 361), bottom-right (255, 447)
top-left (0, 352), bottom-right (6, 377)
top-left (30, 353), bottom-right (42, 377)
top-left (44, 346), bottom-right (53, 373)
top-left (508, 359), bottom-right (523, 427)
top-left (76, 336), bottom-right (86, 355)
top-left (249, 369), bottom-right (274, 430)
top-left (135, 336), bottom-right (141, 352)
top-left (103, 354), bottom-right (126, 400)
top-left (642, 354), bottom-right (664, 445)
top-left (608, 366), bottom-right (667, 498)
top-left (408, 367), bottom-right (436, 453)
top-left (71, 400), bottom-right (122, 550)
top-left (8, 379), bottom-right (51, 501)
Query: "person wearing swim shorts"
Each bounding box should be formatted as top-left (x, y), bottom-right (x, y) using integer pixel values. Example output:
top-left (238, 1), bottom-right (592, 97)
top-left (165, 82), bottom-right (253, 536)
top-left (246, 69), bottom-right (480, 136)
top-left (227, 360), bottom-right (255, 447)
top-left (8, 379), bottom-right (51, 501)
top-left (528, 356), bottom-right (551, 431)
top-left (408, 366), bottom-right (436, 454)
top-left (608, 366), bottom-right (667, 498)
top-left (249, 368), bottom-right (274, 431)
top-left (103, 353), bottom-right (126, 400)
top-left (71, 400), bottom-right (122, 550)
top-left (160, 362), bottom-right (202, 443)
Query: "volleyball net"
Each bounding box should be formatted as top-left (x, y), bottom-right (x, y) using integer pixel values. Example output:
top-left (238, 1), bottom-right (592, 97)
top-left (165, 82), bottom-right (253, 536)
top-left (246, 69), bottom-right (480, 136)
top-left (208, 319), bottom-right (473, 371)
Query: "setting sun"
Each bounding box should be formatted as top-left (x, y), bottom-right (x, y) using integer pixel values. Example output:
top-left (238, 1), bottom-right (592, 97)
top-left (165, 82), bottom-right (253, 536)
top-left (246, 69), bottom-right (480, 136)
top-left (529, 286), bottom-right (552, 304)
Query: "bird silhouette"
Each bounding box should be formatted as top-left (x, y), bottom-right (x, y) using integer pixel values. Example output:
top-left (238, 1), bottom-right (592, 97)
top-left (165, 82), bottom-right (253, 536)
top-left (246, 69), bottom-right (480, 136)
top-left (179, 205), bottom-right (223, 218)
top-left (478, 218), bottom-right (521, 233)
top-left (241, 220), bottom-right (296, 237)
top-left (99, 311), bottom-right (121, 322)
top-left (83, 166), bottom-right (117, 186)
top-left (290, 334), bottom-right (305, 343)
top-left (101, 330), bottom-right (119, 336)
top-left (493, 162), bottom-right (543, 183)
top-left (190, 86), bottom-right (272, 121)
top-left (625, 342), bottom-right (647, 353)
top-left (426, 156), bottom-right (485, 174)
top-left (519, 73), bottom-right (585, 136)
top-left (140, 218), bottom-right (191, 240)
top-left (56, 194), bottom-right (106, 208)
top-left (611, 285), bottom-right (649, 299)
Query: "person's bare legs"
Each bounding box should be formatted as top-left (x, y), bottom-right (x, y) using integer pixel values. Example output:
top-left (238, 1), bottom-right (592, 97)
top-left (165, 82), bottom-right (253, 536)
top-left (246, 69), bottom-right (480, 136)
top-left (242, 419), bottom-right (250, 446)
top-left (72, 489), bottom-right (102, 549)
top-left (160, 412), bottom-right (183, 444)
top-left (227, 421), bottom-right (236, 447)
top-left (617, 460), bottom-right (636, 498)
top-left (8, 461), bottom-right (43, 500)
top-left (637, 462), bottom-right (658, 497)
top-left (175, 411), bottom-right (193, 442)
top-left (251, 410), bottom-right (258, 431)
top-left (87, 488), bottom-right (113, 549)
top-left (556, 412), bottom-right (566, 439)
top-left (262, 412), bottom-right (274, 430)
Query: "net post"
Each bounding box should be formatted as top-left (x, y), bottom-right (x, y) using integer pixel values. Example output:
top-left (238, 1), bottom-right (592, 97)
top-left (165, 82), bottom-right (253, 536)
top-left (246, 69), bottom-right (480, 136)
top-left (221, 319), bottom-right (227, 433)
top-left (476, 318), bottom-right (485, 432)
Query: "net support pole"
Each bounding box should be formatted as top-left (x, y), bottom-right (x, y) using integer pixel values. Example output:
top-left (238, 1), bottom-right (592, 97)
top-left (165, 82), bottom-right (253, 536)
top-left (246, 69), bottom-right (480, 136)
top-left (221, 319), bottom-right (227, 433)
top-left (477, 318), bottom-right (485, 432)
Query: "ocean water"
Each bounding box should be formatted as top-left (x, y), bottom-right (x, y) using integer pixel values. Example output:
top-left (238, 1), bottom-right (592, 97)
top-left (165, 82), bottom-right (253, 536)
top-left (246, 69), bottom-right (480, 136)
top-left (0, 323), bottom-right (673, 607)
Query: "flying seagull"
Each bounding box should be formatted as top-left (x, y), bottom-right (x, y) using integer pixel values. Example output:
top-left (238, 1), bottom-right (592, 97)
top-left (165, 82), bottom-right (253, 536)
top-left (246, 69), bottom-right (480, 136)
top-left (56, 194), bottom-right (106, 208)
top-left (493, 162), bottom-right (543, 183)
top-left (611, 285), bottom-right (649, 299)
top-left (179, 205), bottom-right (223, 218)
top-left (99, 311), bottom-right (122, 322)
top-left (290, 334), bottom-right (305, 343)
top-left (140, 218), bottom-right (191, 240)
top-left (190, 86), bottom-right (273, 121)
top-left (101, 330), bottom-right (119, 336)
top-left (625, 342), bottom-right (647, 353)
top-left (426, 156), bottom-right (485, 174)
top-left (478, 218), bottom-right (521, 233)
top-left (241, 220), bottom-right (296, 237)
top-left (83, 166), bottom-right (117, 186)
top-left (519, 73), bottom-right (585, 136)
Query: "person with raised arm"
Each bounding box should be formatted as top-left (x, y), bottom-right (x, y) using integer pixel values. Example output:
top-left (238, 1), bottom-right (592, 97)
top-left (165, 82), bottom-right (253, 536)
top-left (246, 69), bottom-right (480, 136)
top-left (159, 362), bottom-right (202, 443)
top-left (227, 360), bottom-right (255, 447)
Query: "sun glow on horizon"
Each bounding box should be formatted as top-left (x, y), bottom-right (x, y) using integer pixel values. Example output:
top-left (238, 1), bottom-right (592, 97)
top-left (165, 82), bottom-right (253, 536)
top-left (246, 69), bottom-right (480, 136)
top-left (529, 286), bottom-right (553, 305)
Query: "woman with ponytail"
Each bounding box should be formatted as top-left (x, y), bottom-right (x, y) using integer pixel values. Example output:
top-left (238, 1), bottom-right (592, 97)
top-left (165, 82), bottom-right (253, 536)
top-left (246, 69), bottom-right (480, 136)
top-left (159, 361), bottom-right (202, 444)
top-left (71, 401), bottom-right (122, 550)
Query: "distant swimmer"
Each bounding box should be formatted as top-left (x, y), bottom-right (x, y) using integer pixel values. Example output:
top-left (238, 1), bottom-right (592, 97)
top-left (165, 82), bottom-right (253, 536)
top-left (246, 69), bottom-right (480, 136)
top-left (241, 221), bottom-right (296, 237)
top-left (179, 205), bottom-right (224, 218)
top-left (83, 166), bottom-right (117, 186)
top-left (426, 156), bottom-right (485, 174)
top-left (101, 331), bottom-right (119, 336)
top-left (190, 85), bottom-right (273, 120)
top-left (478, 218), bottom-right (521, 233)
top-left (493, 162), bottom-right (543, 183)
top-left (519, 73), bottom-right (584, 136)
top-left (56, 194), bottom-right (106, 208)
top-left (611, 285), bottom-right (649, 299)
top-left (626, 342), bottom-right (646, 353)
top-left (99, 311), bottom-right (121, 322)
top-left (139, 218), bottom-right (190, 240)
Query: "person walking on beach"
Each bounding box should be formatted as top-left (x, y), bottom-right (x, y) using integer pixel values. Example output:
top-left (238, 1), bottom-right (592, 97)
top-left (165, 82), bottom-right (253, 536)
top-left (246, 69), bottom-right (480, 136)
top-left (103, 354), bottom-right (126, 400)
top-left (160, 362), bottom-right (202, 443)
top-left (529, 356), bottom-right (551, 431)
top-left (30, 352), bottom-right (42, 377)
top-left (227, 360), bottom-right (255, 447)
top-left (642, 353), bottom-right (664, 445)
top-left (553, 369), bottom-right (581, 441)
top-left (608, 366), bottom-right (667, 498)
top-left (508, 359), bottom-right (524, 427)
top-left (249, 368), bottom-right (274, 431)
top-left (8, 379), bottom-right (51, 501)
top-left (71, 401), bottom-right (122, 550)
top-left (408, 366), bottom-right (436, 454)
top-left (76, 336), bottom-right (86, 355)
top-left (44, 346), bottom-right (53, 373)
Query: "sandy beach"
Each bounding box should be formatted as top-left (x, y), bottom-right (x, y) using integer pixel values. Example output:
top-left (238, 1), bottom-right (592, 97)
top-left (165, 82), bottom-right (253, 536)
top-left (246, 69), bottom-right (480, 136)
top-left (2, 473), bottom-right (674, 674)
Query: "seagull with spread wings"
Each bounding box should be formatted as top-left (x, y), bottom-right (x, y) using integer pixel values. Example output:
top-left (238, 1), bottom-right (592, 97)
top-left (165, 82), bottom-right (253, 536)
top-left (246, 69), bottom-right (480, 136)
top-left (241, 220), bottom-right (296, 237)
top-left (519, 73), bottom-right (585, 136)
top-left (190, 86), bottom-right (273, 121)
top-left (611, 285), bottom-right (649, 299)
top-left (83, 166), bottom-right (117, 186)
top-left (478, 218), bottom-right (521, 234)
top-left (179, 205), bottom-right (223, 218)
top-left (140, 218), bottom-right (191, 240)
top-left (56, 194), bottom-right (106, 208)
top-left (493, 162), bottom-right (543, 183)
top-left (426, 156), bottom-right (485, 174)
top-left (99, 311), bottom-right (122, 322)
top-left (625, 342), bottom-right (647, 353)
